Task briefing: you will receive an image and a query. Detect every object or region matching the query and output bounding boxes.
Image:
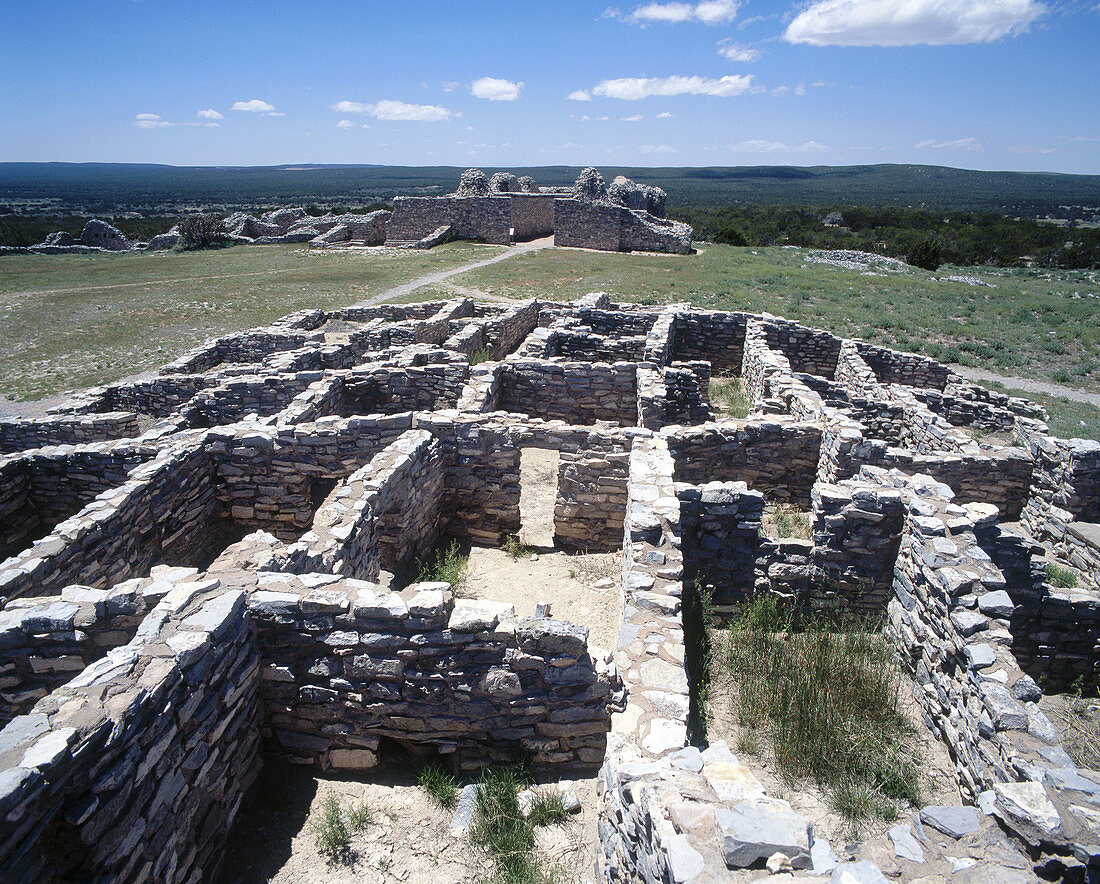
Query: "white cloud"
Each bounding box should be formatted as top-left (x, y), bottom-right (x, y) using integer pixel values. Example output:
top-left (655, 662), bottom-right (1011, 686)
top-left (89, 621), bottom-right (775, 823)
top-left (232, 98), bottom-right (278, 113)
top-left (622, 114), bottom-right (644, 121)
top-left (784, 0), bottom-right (1046, 47)
top-left (732, 139), bottom-right (829, 152)
top-left (914, 136), bottom-right (980, 149)
top-left (612, 0), bottom-right (740, 24)
top-left (336, 120), bottom-right (357, 129)
top-left (772, 85), bottom-right (790, 96)
top-left (717, 40), bottom-right (761, 61)
top-left (197, 109), bottom-right (223, 120)
top-left (640, 144), bottom-right (677, 153)
top-left (592, 74), bottom-right (753, 100)
top-left (471, 77), bottom-right (523, 101)
top-left (335, 99), bottom-right (456, 122)
top-left (656, 111), bottom-right (674, 118)
top-left (442, 81), bottom-right (460, 92)
top-left (568, 89), bottom-right (592, 101)
top-left (134, 113), bottom-right (171, 129)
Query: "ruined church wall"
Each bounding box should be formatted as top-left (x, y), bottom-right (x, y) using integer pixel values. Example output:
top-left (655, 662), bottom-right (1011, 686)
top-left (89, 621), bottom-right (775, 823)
top-left (509, 193), bottom-right (556, 240)
top-left (385, 196), bottom-right (512, 245)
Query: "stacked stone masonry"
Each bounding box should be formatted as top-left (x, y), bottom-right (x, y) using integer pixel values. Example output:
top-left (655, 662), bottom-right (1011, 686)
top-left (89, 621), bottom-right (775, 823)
top-left (1, 292), bottom-right (1098, 882)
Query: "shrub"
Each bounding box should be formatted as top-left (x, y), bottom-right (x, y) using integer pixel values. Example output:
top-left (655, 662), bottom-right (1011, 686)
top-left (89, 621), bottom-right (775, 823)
top-left (714, 224), bottom-right (748, 247)
top-left (1048, 563), bottom-right (1078, 588)
top-left (176, 213), bottom-right (229, 251)
top-left (414, 539), bottom-right (469, 589)
top-left (501, 534), bottom-right (535, 559)
top-left (908, 238), bottom-right (943, 271)
top-left (469, 345), bottom-right (494, 365)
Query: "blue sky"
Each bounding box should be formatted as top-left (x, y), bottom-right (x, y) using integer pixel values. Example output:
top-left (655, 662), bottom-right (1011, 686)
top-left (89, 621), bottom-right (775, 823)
top-left (1, 0), bottom-right (1098, 173)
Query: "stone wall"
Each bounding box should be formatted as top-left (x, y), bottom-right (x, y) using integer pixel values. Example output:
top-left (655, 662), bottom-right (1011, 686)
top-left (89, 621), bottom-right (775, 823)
top-left (498, 359), bottom-right (638, 426)
top-left (0, 440), bottom-right (218, 602)
top-left (385, 196), bottom-right (512, 245)
top-left (509, 193), bottom-right (556, 240)
top-left (552, 199), bottom-right (692, 254)
top-left (679, 481), bottom-right (764, 608)
top-left (761, 317), bottom-right (841, 379)
top-left (250, 576), bottom-right (621, 770)
top-left (71, 376), bottom-right (210, 419)
top-left (553, 448), bottom-right (629, 551)
top-left (857, 342), bottom-right (951, 390)
top-left (0, 413), bottom-right (142, 453)
top-left (0, 575), bottom-right (260, 884)
top-left (668, 421), bottom-right (823, 507)
top-left (671, 310), bottom-right (747, 374)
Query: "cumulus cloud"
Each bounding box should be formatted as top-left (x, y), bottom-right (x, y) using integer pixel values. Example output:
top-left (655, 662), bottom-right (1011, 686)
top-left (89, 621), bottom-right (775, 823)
top-left (441, 81), bottom-right (460, 92)
top-left (717, 40), bottom-right (761, 61)
top-left (568, 89), bottom-right (593, 102)
top-left (197, 109), bottom-right (223, 120)
top-left (231, 99), bottom-right (281, 115)
top-left (592, 74), bottom-right (753, 99)
top-left (610, 0), bottom-right (740, 25)
top-left (334, 99), bottom-right (456, 122)
top-left (134, 113), bottom-right (171, 129)
top-left (656, 111), bottom-right (674, 118)
top-left (622, 114), bottom-right (645, 121)
top-left (732, 139), bottom-right (829, 152)
top-left (914, 136), bottom-right (980, 149)
top-left (336, 120), bottom-right (357, 129)
top-left (784, 0), bottom-right (1046, 47)
top-left (471, 77), bottom-right (523, 101)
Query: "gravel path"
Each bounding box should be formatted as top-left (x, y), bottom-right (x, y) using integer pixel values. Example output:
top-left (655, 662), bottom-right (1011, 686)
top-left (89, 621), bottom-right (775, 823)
top-left (355, 236), bottom-right (553, 306)
top-left (952, 366), bottom-right (1100, 407)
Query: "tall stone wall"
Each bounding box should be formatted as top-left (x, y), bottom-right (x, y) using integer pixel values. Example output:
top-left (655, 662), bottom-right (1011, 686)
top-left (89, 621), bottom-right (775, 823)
top-left (385, 196), bottom-right (512, 244)
top-left (857, 342), bottom-right (951, 390)
top-left (552, 199), bottom-right (692, 254)
top-left (509, 193), bottom-right (556, 240)
top-left (553, 448), bottom-right (629, 551)
top-left (761, 318), bottom-right (841, 379)
top-left (0, 441), bottom-right (218, 602)
top-left (679, 481), bottom-right (764, 607)
top-left (0, 576), bottom-right (260, 884)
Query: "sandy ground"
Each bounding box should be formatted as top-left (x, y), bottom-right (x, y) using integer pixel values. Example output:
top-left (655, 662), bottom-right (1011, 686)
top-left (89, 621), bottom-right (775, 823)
top-left (219, 762), bottom-right (600, 884)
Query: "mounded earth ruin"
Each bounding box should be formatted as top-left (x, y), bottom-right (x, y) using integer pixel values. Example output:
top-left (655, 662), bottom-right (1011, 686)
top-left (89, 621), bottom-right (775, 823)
top-left (1, 291), bottom-right (1099, 882)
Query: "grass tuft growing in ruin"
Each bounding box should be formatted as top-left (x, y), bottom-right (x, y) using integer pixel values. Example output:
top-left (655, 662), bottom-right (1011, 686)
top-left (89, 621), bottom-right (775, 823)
top-left (764, 503), bottom-right (812, 540)
top-left (469, 345), bottom-right (495, 365)
top-left (709, 375), bottom-right (752, 419)
top-left (470, 767), bottom-right (571, 884)
top-left (717, 594), bottom-right (922, 830)
top-left (501, 534), bottom-right (536, 559)
top-left (414, 539), bottom-right (469, 590)
top-left (312, 794), bottom-right (372, 865)
top-left (419, 761), bottom-right (460, 810)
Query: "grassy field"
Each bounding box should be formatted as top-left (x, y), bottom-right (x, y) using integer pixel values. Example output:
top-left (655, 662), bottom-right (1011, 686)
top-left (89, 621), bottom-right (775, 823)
top-left (447, 244), bottom-right (1100, 391)
top-left (0, 242), bottom-right (505, 400)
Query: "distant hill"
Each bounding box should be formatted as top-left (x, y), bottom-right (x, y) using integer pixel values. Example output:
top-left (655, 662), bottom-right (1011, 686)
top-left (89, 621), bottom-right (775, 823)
top-left (1, 161), bottom-right (1099, 217)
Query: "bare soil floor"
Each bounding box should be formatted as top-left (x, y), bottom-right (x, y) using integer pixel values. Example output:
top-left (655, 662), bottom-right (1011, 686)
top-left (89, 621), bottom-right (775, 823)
top-left (219, 762), bottom-right (600, 884)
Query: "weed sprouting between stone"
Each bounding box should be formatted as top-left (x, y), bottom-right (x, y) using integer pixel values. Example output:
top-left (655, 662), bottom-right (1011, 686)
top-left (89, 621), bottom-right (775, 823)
top-left (1047, 563), bottom-right (1078, 588)
top-left (717, 594), bottom-right (922, 830)
top-left (501, 534), bottom-right (536, 559)
top-left (709, 375), bottom-right (752, 419)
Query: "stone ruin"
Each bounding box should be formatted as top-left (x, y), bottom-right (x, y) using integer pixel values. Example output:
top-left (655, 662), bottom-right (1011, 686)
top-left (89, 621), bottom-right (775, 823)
top-left (6, 168), bottom-right (692, 257)
top-left (385, 167), bottom-right (693, 253)
top-left (1, 292), bottom-right (1098, 882)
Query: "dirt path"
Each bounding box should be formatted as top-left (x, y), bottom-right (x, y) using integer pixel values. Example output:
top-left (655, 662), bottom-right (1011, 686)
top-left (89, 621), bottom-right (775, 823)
top-left (357, 236), bottom-right (553, 306)
top-left (953, 366), bottom-right (1100, 407)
